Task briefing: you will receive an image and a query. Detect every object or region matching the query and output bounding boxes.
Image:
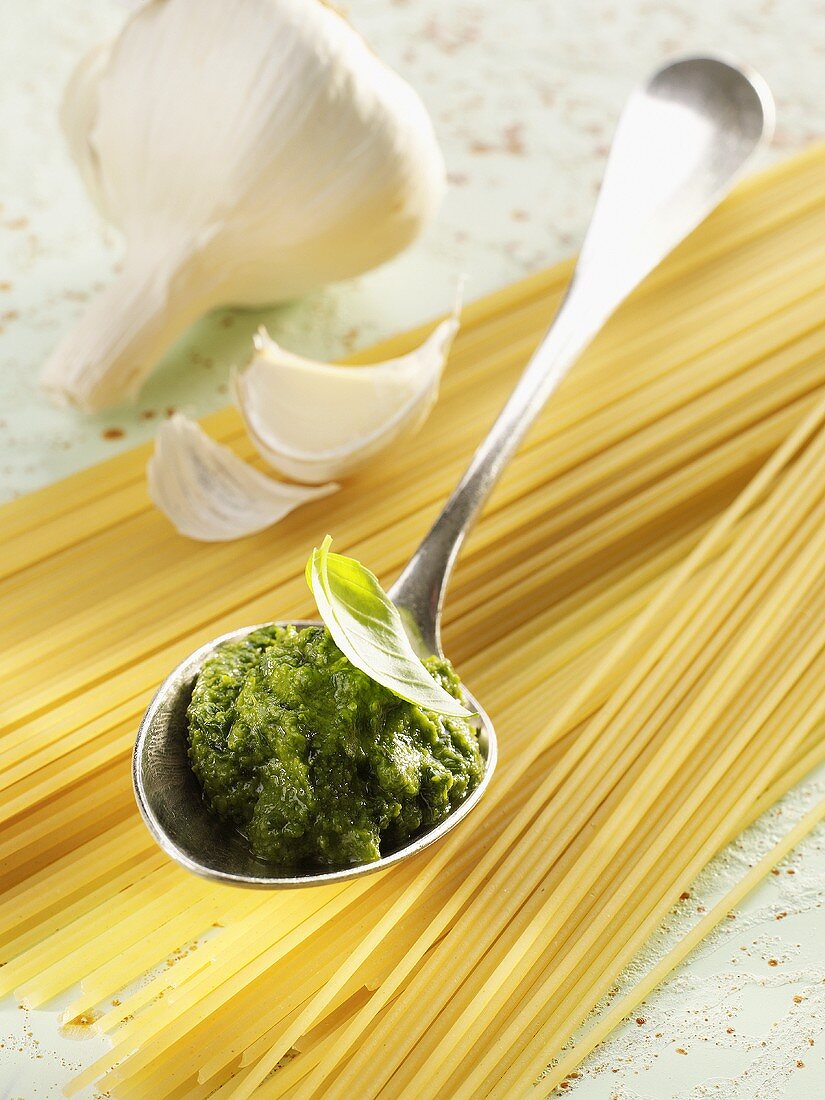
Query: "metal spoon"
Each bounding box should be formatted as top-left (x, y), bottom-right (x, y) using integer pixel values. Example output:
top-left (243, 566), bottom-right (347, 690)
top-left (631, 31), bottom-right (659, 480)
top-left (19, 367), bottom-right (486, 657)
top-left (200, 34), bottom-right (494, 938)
top-left (134, 56), bottom-right (773, 887)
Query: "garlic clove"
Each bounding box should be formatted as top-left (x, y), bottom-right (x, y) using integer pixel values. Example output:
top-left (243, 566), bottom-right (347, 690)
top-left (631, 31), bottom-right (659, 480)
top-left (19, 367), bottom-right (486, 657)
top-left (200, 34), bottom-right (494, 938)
top-left (148, 414), bottom-right (337, 542)
top-left (233, 307), bottom-right (461, 485)
top-left (60, 41), bottom-right (113, 225)
top-left (45, 0), bottom-right (446, 412)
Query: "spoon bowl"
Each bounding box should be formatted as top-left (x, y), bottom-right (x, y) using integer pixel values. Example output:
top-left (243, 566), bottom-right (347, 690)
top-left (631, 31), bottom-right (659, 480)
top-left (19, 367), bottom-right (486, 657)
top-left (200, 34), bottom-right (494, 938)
top-left (133, 621), bottom-right (496, 887)
top-left (134, 55), bottom-right (772, 886)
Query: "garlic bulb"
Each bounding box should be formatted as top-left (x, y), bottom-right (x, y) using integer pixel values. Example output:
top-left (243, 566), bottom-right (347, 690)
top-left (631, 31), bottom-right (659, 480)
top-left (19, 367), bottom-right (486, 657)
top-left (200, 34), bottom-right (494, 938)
top-left (148, 414), bottom-right (337, 541)
top-left (44, 0), bottom-right (446, 412)
top-left (233, 305), bottom-right (461, 485)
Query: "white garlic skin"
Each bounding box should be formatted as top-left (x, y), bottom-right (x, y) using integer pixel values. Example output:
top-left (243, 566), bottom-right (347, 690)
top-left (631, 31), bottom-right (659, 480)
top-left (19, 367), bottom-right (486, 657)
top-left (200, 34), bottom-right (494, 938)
top-left (44, 0), bottom-right (446, 412)
top-left (234, 310), bottom-right (460, 485)
top-left (148, 413), bottom-right (337, 541)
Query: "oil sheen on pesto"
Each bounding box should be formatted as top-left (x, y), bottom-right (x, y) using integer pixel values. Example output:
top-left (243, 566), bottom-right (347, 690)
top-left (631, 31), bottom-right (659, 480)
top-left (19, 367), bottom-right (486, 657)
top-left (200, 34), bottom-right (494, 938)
top-left (187, 624), bottom-right (483, 866)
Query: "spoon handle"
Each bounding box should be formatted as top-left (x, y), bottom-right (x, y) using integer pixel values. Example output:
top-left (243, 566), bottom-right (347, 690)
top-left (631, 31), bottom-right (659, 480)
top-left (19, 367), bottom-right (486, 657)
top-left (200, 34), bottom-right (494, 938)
top-left (390, 56), bottom-right (772, 656)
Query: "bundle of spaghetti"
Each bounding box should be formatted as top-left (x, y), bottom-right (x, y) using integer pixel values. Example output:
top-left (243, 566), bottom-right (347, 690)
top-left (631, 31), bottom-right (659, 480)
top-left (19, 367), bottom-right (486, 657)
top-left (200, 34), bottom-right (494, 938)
top-left (247, 738), bottom-right (825, 1100)
top-left (292, 477), bottom-right (825, 1095)
top-left (122, 402), bottom-right (825, 1091)
top-left (1, 143), bottom-right (825, 1099)
top-left (0, 483), bottom-right (765, 1015)
top-left (223, 390), bottom-right (825, 1098)
top-left (74, 259), bottom-right (825, 1100)
top-left (439, 598), bottom-right (825, 1100)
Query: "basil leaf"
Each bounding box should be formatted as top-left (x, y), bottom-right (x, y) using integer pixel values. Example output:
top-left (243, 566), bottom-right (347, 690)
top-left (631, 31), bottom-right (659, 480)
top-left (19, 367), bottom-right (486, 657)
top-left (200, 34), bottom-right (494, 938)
top-left (306, 536), bottom-right (473, 717)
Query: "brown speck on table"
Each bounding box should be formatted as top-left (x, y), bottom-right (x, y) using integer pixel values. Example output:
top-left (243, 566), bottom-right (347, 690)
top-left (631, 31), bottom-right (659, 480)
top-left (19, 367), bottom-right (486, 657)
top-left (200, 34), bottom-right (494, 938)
top-left (165, 406), bottom-right (176, 417)
top-left (726, 1027), bottom-right (735, 1034)
top-left (796, 1060), bottom-right (805, 1068)
top-left (101, 427), bottom-right (124, 440)
top-left (341, 327), bottom-right (359, 351)
top-left (635, 1017), bottom-right (645, 1026)
top-left (675, 1047), bottom-right (687, 1055)
top-left (503, 123), bottom-right (525, 155)
top-left (140, 409), bottom-right (156, 420)
top-left (421, 15), bottom-right (479, 56)
top-left (768, 959), bottom-right (779, 967)
top-left (0, 280), bottom-right (11, 290)
top-left (679, 891), bottom-right (691, 901)
top-left (793, 995), bottom-right (804, 1003)
top-left (220, 314), bottom-right (235, 328)
top-left (469, 124), bottom-right (526, 157)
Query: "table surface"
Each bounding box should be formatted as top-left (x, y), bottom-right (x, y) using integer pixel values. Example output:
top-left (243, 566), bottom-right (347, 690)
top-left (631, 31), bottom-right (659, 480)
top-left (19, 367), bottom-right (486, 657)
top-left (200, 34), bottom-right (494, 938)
top-left (2, 2), bottom-right (825, 1098)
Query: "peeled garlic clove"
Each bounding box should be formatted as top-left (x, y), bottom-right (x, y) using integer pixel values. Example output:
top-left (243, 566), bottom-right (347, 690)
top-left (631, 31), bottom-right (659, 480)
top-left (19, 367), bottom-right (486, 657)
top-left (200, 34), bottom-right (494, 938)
top-left (44, 0), bottom-right (446, 412)
top-left (148, 414), bottom-right (337, 542)
top-left (233, 309), bottom-right (461, 485)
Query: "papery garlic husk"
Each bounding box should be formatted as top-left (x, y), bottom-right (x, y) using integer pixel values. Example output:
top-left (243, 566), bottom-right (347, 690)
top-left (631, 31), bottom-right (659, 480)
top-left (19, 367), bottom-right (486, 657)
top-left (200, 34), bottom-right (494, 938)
top-left (148, 414), bottom-right (337, 541)
top-left (44, 0), bottom-right (446, 412)
top-left (233, 307), bottom-right (461, 485)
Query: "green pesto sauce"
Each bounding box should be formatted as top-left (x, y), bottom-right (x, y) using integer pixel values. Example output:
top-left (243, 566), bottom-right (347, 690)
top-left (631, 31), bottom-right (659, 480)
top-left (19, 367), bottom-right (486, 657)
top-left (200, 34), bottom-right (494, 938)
top-left (186, 624), bottom-right (483, 866)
